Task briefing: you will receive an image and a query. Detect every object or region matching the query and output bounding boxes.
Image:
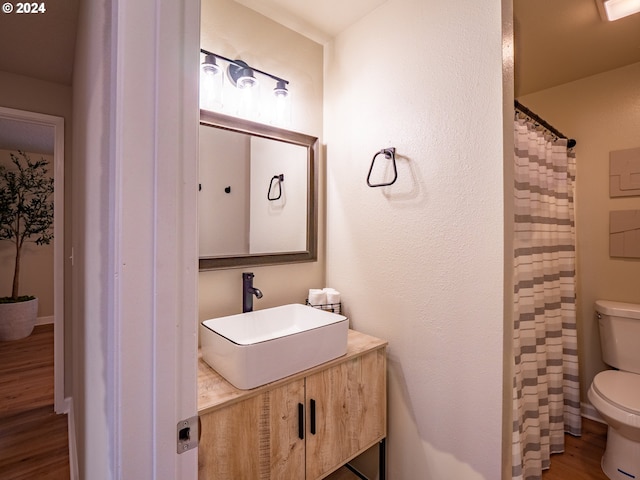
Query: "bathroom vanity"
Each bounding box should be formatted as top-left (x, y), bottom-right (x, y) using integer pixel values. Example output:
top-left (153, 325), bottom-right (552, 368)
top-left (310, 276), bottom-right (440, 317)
top-left (198, 329), bottom-right (387, 479)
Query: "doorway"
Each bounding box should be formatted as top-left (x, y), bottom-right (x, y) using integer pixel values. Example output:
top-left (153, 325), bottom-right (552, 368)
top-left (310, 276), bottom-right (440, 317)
top-left (0, 106), bottom-right (65, 413)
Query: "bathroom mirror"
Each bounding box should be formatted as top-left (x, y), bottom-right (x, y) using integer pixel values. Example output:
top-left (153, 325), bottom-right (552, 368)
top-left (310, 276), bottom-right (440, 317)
top-left (198, 110), bottom-right (317, 270)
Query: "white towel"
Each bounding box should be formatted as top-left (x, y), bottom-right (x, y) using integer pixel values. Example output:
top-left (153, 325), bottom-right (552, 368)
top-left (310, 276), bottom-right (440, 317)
top-left (308, 289), bottom-right (326, 306)
top-left (323, 288), bottom-right (341, 305)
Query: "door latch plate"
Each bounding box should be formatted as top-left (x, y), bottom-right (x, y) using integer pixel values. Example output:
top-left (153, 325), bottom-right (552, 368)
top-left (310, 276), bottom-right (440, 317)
top-left (177, 415), bottom-right (199, 454)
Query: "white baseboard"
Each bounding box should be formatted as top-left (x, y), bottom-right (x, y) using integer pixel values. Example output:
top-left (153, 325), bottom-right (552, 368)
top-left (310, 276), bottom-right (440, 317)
top-left (36, 315), bottom-right (54, 326)
top-left (63, 397), bottom-right (79, 480)
top-left (581, 401), bottom-right (605, 424)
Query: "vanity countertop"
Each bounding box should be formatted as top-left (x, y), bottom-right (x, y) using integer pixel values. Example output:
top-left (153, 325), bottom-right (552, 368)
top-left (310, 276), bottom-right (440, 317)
top-left (198, 329), bottom-right (387, 415)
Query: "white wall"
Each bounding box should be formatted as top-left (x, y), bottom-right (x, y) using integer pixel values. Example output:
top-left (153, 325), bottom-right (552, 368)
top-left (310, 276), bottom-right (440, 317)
top-left (72, 0), bottom-right (200, 477)
top-left (71, 0), bottom-right (113, 475)
top-left (199, 125), bottom-right (250, 256)
top-left (325, 0), bottom-right (507, 477)
top-left (0, 71), bottom-right (72, 125)
top-left (250, 137), bottom-right (308, 253)
top-left (199, 0), bottom-right (324, 321)
top-left (520, 61), bottom-right (640, 413)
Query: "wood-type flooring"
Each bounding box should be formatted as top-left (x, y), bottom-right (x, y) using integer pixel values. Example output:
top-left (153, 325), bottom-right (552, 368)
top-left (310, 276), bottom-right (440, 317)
top-left (0, 324), bottom-right (70, 479)
top-left (542, 417), bottom-right (610, 480)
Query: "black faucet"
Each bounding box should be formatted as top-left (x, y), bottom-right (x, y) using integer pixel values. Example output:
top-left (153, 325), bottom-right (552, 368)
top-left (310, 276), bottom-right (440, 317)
top-left (242, 272), bottom-right (263, 313)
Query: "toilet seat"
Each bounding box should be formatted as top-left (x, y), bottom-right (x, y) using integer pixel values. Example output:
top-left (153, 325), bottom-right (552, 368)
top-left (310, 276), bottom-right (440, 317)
top-left (592, 370), bottom-right (640, 415)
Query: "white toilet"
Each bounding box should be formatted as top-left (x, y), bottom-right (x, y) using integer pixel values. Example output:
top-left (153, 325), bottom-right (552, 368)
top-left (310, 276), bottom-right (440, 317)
top-left (588, 300), bottom-right (640, 480)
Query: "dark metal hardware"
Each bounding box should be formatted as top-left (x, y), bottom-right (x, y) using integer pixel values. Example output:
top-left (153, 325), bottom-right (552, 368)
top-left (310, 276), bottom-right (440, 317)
top-left (224, 186), bottom-right (231, 193)
top-left (379, 438), bottom-right (386, 479)
top-left (367, 147), bottom-right (397, 187)
top-left (298, 403), bottom-right (304, 440)
top-left (267, 174), bottom-right (284, 201)
top-left (344, 438), bottom-right (386, 480)
top-left (242, 272), bottom-right (263, 313)
top-left (200, 48), bottom-right (289, 87)
top-left (515, 100), bottom-right (576, 148)
top-left (345, 464), bottom-right (369, 479)
top-left (310, 398), bottom-right (316, 435)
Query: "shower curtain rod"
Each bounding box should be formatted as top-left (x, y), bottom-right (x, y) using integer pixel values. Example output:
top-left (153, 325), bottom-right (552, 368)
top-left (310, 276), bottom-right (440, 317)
top-left (515, 100), bottom-right (577, 148)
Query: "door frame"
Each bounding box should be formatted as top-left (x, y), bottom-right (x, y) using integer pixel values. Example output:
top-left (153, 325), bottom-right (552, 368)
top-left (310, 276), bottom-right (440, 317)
top-left (0, 106), bottom-right (65, 413)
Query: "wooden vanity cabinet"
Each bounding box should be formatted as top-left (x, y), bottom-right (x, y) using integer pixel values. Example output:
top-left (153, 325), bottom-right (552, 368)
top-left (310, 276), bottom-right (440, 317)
top-left (305, 347), bottom-right (386, 479)
top-left (198, 330), bottom-right (387, 480)
top-left (199, 379), bottom-right (305, 478)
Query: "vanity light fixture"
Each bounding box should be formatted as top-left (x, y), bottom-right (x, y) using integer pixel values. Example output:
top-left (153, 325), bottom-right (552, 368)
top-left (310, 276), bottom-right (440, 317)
top-left (200, 48), bottom-right (291, 125)
top-left (597, 0), bottom-right (640, 21)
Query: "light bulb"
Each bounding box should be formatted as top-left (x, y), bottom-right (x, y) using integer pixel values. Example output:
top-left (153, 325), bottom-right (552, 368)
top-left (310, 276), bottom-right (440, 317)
top-left (273, 80), bottom-right (288, 98)
top-left (237, 68), bottom-right (258, 89)
top-left (273, 80), bottom-right (291, 126)
top-left (200, 54), bottom-right (223, 110)
top-left (238, 77), bottom-right (260, 120)
top-left (201, 54), bottom-right (221, 76)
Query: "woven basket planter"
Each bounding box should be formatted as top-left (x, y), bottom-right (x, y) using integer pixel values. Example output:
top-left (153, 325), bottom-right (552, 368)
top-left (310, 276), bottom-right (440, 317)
top-left (0, 297), bottom-right (38, 341)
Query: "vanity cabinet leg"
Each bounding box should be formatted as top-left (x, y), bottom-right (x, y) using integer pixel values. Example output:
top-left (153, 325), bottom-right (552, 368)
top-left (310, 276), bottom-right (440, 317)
top-left (346, 440), bottom-right (386, 480)
top-left (379, 438), bottom-right (386, 480)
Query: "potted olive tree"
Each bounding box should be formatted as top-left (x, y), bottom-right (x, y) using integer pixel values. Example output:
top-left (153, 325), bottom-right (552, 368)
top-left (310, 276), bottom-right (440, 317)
top-left (0, 151), bottom-right (54, 341)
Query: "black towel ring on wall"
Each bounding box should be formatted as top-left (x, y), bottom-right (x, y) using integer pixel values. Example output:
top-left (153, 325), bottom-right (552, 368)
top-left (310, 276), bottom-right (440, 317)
top-left (267, 174), bottom-right (284, 201)
top-left (367, 147), bottom-right (397, 187)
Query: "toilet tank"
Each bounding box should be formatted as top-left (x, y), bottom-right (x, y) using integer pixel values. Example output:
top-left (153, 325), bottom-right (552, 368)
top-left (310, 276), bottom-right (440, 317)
top-left (596, 300), bottom-right (640, 374)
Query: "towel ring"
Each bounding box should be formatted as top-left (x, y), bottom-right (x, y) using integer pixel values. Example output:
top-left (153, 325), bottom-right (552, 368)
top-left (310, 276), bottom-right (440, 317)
top-left (367, 147), bottom-right (397, 187)
top-left (267, 174), bottom-right (284, 201)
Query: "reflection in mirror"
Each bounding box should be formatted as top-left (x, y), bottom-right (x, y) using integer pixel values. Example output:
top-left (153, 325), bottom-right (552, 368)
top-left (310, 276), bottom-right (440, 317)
top-left (198, 110), bottom-right (317, 270)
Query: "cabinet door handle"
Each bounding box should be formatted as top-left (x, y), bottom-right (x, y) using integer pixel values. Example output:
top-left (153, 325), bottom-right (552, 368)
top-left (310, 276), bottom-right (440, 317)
top-left (298, 403), bottom-right (304, 440)
top-left (310, 399), bottom-right (316, 435)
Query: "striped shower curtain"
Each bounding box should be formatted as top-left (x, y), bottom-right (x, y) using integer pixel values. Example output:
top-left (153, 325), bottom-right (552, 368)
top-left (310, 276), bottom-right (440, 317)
top-left (511, 119), bottom-right (581, 480)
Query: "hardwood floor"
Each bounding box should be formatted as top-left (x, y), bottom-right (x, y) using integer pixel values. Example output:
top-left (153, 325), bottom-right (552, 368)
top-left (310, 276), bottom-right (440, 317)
top-left (0, 324), bottom-right (70, 479)
top-left (543, 417), bottom-right (609, 480)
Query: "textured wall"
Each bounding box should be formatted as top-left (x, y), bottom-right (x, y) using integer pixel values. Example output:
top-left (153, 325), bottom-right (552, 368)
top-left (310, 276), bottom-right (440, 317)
top-left (325, 0), bottom-right (506, 477)
top-left (520, 61), bottom-right (640, 414)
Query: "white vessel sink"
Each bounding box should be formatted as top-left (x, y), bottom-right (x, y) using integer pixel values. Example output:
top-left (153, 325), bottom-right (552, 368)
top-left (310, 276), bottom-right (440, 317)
top-left (200, 303), bottom-right (348, 389)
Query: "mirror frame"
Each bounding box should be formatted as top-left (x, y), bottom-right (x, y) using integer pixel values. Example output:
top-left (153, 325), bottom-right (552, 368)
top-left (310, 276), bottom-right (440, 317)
top-left (198, 109), bottom-right (318, 270)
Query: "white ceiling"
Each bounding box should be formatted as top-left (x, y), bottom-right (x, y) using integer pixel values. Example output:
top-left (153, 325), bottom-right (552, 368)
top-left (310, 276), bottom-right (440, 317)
top-left (0, 0), bottom-right (638, 152)
top-left (0, 0), bottom-right (79, 86)
top-left (1, 0), bottom-right (638, 96)
top-left (235, 0), bottom-right (640, 96)
top-left (514, 0), bottom-right (640, 96)
top-left (232, 0), bottom-right (389, 44)
top-left (0, 0), bottom-right (75, 155)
